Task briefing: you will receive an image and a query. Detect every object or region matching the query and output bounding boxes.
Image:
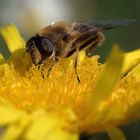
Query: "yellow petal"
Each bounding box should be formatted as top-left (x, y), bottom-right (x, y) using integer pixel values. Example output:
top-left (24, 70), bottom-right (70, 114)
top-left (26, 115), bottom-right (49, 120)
top-left (91, 45), bottom-right (124, 105)
top-left (0, 100), bottom-right (30, 140)
top-left (25, 109), bottom-right (78, 140)
top-left (0, 23), bottom-right (25, 59)
top-left (122, 49), bottom-right (140, 76)
top-left (128, 63), bottom-right (140, 78)
top-left (0, 102), bottom-right (27, 125)
top-left (1, 116), bottom-right (30, 140)
top-left (125, 101), bottom-right (140, 121)
top-left (106, 126), bottom-right (126, 140)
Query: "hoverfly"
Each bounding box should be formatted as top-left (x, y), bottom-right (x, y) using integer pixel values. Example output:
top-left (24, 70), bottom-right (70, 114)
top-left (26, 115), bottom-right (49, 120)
top-left (26, 20), bottom-right (136, 82)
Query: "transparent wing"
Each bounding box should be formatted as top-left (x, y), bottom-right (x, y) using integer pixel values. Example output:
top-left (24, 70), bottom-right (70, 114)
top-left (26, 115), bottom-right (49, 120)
top-left (50, 19), bottom-right (136, 43)
top-left (78, 19), bottom-right (137, 32)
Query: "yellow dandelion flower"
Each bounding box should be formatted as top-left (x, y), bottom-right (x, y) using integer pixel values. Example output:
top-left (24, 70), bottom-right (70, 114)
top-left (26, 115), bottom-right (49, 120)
top-left (0, 24), bottom-right (140, 140)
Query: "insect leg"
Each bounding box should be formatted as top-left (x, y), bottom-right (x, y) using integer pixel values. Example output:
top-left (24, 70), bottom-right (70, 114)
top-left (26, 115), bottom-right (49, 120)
top-left (46, 57), bottom-right (59, 77)
top-left (85, 40), bottom-right (99, 57)
top-left (74, 48), bottom-right (80, 83)
top-left (85, 32), bottom-right (105, 57)
top-left (38, 60), bottom-right (57, 78)
top-left (47, 62), bottom-right (56, 77)
top-left (38, 64), bottom-right (45, 79)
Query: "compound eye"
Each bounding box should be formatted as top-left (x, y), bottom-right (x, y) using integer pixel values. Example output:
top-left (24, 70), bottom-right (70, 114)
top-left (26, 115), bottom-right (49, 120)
top-left (41, 38), bottom-right (54, 57)
top-left (26, 39), bottom-right (34, 52)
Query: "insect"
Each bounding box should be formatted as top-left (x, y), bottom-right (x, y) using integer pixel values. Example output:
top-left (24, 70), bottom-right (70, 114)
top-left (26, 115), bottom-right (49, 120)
top-left (26, 19), bottom-right (136, 82)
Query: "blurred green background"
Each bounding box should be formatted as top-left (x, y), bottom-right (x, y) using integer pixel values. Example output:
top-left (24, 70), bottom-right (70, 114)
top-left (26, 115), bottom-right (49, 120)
top-left (0, 0), bottom-right (139, 62)
top-left (0, 0), bottom-right (140, 140)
